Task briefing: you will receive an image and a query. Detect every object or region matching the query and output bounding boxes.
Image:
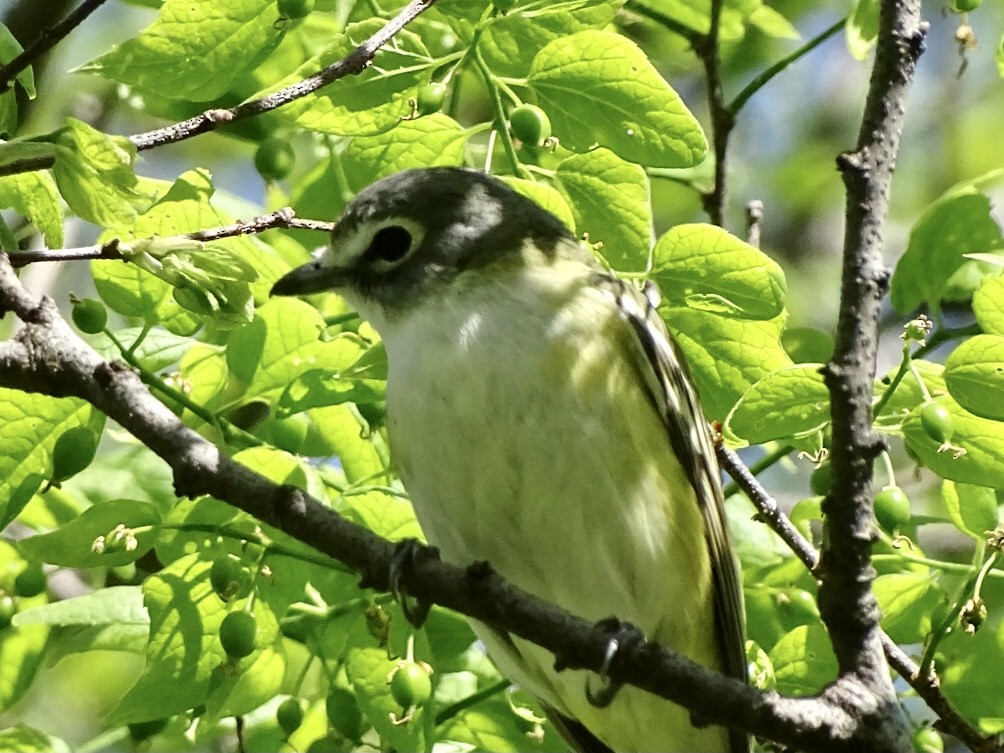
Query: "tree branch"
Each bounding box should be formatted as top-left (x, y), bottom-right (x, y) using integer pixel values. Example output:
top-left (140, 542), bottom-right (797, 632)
top-left (694, 0), bottom-right (733, 228)
top-left (0, 249), bottom-right (938, 753)
top-left (818, 0), bottom-right (925, 744)
top-left (0, 0), bottom-right (111, 94)
top-left (717, 444), bottom-right (1001, 753)
top-left (0, 0), bottom-right (439, 177)
top-left (5, 209), bottom-right (335, 266)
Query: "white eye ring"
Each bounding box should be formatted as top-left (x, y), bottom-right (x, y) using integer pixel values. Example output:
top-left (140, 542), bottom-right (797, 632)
top-left (325, 217), bottom-right (426, 272)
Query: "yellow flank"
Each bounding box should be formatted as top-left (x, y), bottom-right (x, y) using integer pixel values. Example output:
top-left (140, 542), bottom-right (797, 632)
top-left (375, 255), bottom-right (728, 752)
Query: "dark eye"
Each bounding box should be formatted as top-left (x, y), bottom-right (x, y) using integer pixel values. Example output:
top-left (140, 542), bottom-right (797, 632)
top-left (365, 225), bottom-right (412, 264)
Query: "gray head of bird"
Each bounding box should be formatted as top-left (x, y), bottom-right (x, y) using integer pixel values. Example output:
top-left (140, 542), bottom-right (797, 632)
top-left (270, 167), bottom-right (589, 322)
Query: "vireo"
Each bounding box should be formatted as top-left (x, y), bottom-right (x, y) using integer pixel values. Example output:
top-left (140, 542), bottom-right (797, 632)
top-left (272, 167), bottom-right (746, 753)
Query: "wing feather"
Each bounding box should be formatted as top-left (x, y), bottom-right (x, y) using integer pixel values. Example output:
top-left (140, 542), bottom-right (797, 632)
top-left (596, 274), bottom-right (749, 753)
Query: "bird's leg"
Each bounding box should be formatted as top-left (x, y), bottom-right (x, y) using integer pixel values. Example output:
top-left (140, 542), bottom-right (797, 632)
top-left (388, 538), bottom-right (437, 628)
top-left (584, 618), bottom-right (646, 708)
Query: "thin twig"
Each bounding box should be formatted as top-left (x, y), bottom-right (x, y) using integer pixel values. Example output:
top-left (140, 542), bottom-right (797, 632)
top-left (729, 18), bottom-right (846, 117)
top-left (694, 0), bottom-right (734, 227)
top-left (0, 0), bottom-right (111, 94)
top-left (6, 209), bottom-right (334, 266)
top-left (717, 444), bottom-right (1000, 753)
top-left (0, 0), bottom-right (439, 177)
top-left (745, 199), bottom-right (764, 248)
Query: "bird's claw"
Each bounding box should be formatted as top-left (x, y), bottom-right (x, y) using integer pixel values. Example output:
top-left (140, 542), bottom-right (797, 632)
top-left (585, 618), bottom-right (645, 708)
top-left (389, 538), bottom-right (437, 628)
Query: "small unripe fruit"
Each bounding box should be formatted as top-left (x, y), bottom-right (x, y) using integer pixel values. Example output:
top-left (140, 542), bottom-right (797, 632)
top-left (71, 298), bottom-right (108, 334)
top-left (509, 104), bottom-right (551, 146)
top-left (219, 610), bottom-right (258, 658)
top-left (390, 661), bottom-right (432, 708)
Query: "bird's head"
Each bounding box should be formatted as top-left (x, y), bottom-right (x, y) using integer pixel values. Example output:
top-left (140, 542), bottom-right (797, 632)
top-left (270, 167), bottom-right (582, 321)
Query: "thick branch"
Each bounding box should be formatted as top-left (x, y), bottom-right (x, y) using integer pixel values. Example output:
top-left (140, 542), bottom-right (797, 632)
top-left (820, 0), bottom-right (925, 727)
top-left (0, 253), bottom-right (925, 753)
top-left (717, 445), bottom-right (1001, 753)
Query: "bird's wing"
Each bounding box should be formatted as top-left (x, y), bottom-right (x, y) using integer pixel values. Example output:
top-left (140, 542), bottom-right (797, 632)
top-left (597, 274), bottom-right (749, 753)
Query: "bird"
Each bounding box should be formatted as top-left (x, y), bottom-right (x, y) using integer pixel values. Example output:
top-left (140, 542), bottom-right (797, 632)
top-left (271, 166), bottom-right (747, 753)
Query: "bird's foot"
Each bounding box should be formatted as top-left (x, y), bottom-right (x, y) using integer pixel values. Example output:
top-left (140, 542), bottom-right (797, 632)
top-left (585, 618), bottom-right (646, 708)
top-left (388, 538), bottom-right (438, 628)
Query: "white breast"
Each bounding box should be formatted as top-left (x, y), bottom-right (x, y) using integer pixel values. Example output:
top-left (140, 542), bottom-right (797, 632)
top-left (376, 262), bottom-right (727, 752)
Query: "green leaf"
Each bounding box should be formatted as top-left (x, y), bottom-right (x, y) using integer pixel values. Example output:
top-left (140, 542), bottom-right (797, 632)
top-left (226, 298), bottom-right (367, 403)
top-left (79, 0), bottom-right (285, 101)
top-left (938, 619), bottom-right (1004, 734)
top-left (769, 624), bottom-right (837, 697)
top-left (0, 726), bottom-right (70, 753)
top-left (747, 5), bottom-right (800, 40)
top-left (341, 113), bottom-right (468, 193)
top-left (973, 276), bottom-right (1004, 335)
top-left (528, 30), bottom-right (707, 168)
top-left (18, 500), bottom-right (161, 568)
top-left (873, 573), bottom-right (944, 644)
top-left (275, 344), bottom-right (386, 417)
top-left (270, 19), bottom-right (433, 136)
top-left (345, 616), bottom-right (434, 753)
top-left (0, 390), bottom-right (105, 529)
top-left (781, 327), bottom-right (834, 364)
top-left (0, 170), bottom-right (63, 248)
top-left (668, 307), bottom-right (793, 422)
top-left (343, 491), bottom-right (423, 543)
top-left (726, 364), bottom-right (829, 444)
top-left (476, 0), bottom-right (619, 79)
top-left (93, 170), bottom-right (270, 333)
top-left (652, 223), bottom-right (787, 319)
top-left (12, 586), bottom-right (148, 627)
top-left (945, 334), bottom-right (1004, 420)
top-left (0, 541), bottom-right (49, 713)
top-left (52, 118), bottom-right (149, 228)
top-left (498, 177), bottom-right (575, 234)
top-left (890, 184), bottom-right (1004, 315)
top-left (303, 404), bottom-right (386, 483)
top-left (941, 481), bottom-right (999, 541)
top-left (846, 0), bottom-right (879, 60)
top-left (553, 149), bottom-right (652, 271)
top-left (903, 396), bottom-right (1004, 489)
top-left (89, 327), bottom-right (194, 372)
top-left (110, 554), bottom-right (283, 723)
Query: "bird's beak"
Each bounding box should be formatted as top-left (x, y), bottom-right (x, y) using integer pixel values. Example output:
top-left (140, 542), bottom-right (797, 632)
top-left (270, 258), bottom-right (350, 297)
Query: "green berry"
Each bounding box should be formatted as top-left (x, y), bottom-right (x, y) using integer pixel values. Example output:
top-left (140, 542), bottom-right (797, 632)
top-left (51, 427), bottom-right (99, 484)
top-left (271, 413), bottom-right (310, 454)
top-left (71, 298), bottom-right (108, 334)
top-left (278, 0), bottom-right (315, 19)
top-left (390, 661), bottom-right (432, 708)
top-left (14, 564), bottom-right (46, 598)
top-left (952, 0), bottom-right (981, 12)
top-left (509, 104), bottom-right (551, 146)
top-left (276, 697), bottom-right (304, 736)
top-left (219, 610), bottom-right (258, 659)
top-left (209, 557), bottom-right (250, 602)
top-left (874, 486), bottom-right (911, 532)
top-left (0, 594), bottom-right (17, 629)
top-left (913, 726), bottom-right (944, 753)
top-left (416, 82), bottom-right (448, 116)
top-left (128, 718), bottom-right (169, 742)
top-left (255, 138), bottom-right (296, 182)
top-left (776, 588), bottom-right (819, 628)
top-left (809, 462), bottom-right (831, 496)
top-left (326, 687), bottom-right (364, 741)
top-left (920, 402), bottom-right (954, 444)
